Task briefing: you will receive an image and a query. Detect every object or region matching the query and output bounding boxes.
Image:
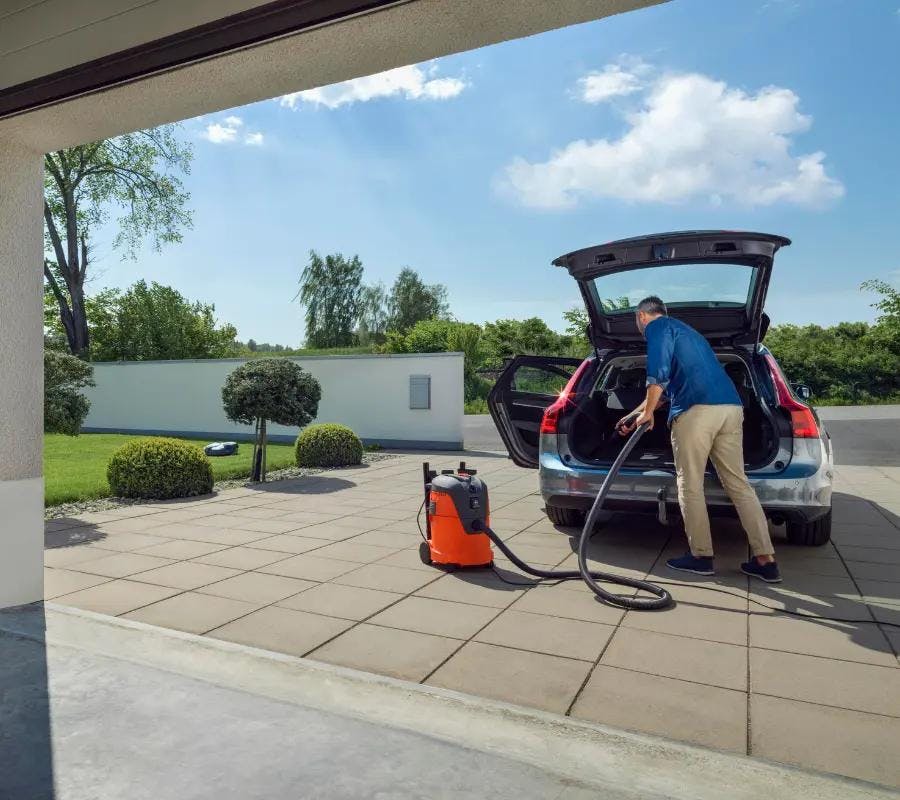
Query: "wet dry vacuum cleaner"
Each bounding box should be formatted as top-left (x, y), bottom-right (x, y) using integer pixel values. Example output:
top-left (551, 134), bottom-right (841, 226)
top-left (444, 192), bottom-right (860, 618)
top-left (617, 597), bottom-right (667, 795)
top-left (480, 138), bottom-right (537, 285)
top-left (417, 423), bottom-right (900, 623)
top-left (420, 423), bottom-right (673, 611)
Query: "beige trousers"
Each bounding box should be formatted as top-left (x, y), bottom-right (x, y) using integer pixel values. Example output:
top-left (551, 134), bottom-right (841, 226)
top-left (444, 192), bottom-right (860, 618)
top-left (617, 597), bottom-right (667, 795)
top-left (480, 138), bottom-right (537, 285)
top-left (670, 404), bottom-right (774, 558)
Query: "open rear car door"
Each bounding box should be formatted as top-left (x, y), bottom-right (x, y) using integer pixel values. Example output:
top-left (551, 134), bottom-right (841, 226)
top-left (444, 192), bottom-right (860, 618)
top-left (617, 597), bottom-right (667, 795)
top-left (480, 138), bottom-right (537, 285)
top-left (552, 230), bottom-right (790, 348)
top-left (488, 355), bottom-right (584, 468)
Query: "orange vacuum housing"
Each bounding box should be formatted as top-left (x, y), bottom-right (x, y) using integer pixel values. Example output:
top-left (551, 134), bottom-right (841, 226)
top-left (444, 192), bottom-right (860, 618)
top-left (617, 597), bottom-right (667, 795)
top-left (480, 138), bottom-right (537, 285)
top-left (421, 462), bottom-right (493, 568)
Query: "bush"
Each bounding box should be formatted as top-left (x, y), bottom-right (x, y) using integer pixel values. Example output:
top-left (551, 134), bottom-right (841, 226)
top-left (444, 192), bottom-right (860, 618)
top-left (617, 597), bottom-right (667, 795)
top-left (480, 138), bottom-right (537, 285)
top-left (296, 424), bottom-right (363, 468)
top-left (465, 397), bottom-right (489, 415)
top-left (45, 350), bottom-right (94, 435)
top-left (107, 438), bottom-right (213, 499)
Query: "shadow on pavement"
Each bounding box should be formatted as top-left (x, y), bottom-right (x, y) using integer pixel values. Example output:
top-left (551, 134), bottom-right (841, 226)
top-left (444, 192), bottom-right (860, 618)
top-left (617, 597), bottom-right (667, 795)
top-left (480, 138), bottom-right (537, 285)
top-left (44, 520), bottom-right (104, 549)
top-left (248, 476), bottom-right (358, 495)
top-left (0, 605), bottom-right (54, 800)
top-left (535, 504), bottom-right (899, 661)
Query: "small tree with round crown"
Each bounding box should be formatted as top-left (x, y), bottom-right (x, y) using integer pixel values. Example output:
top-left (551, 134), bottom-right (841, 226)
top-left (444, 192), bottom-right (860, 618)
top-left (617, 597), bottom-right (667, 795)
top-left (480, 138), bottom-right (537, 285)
top-left (222, 359), bottom-right (321, 481)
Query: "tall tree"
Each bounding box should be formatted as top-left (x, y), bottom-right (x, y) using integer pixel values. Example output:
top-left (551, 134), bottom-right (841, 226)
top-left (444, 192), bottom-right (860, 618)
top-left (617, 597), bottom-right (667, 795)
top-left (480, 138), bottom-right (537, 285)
top-left (386, 267), bottom-right (449, 333)
top-left (295, 251), bottom-right (364, 347)
top-left (357, 282), bottom-right (388, 345)
top-left (43, 126), bottom-right (193, 357)
top-left (861, 279), bottom-right (900, 355)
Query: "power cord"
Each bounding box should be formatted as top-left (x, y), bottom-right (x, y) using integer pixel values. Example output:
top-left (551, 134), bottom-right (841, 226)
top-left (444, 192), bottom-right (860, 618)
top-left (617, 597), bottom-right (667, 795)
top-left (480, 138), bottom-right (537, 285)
top-left (416, 499), bottom-right (428, 544)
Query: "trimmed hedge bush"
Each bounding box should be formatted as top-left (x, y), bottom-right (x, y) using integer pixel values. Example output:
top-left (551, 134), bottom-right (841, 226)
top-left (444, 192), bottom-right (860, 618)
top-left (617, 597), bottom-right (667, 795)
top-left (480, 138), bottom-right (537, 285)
top-left (295, 424), bottom-right (363, 468)
top-left (107, 438), bottom-right (214, 499)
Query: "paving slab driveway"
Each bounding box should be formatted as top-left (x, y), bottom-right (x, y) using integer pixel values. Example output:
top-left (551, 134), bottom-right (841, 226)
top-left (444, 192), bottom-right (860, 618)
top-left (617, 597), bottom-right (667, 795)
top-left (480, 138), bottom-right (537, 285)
top-left (46, 451), bottom-right (900, 789)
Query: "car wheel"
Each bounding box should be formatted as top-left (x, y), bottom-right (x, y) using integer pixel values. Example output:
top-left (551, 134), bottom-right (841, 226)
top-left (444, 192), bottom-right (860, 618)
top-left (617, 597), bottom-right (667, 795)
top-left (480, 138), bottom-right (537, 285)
top-left (785, 510), bottom-right (832, 546)
top-left (545, 504), bottom-right (586, 527)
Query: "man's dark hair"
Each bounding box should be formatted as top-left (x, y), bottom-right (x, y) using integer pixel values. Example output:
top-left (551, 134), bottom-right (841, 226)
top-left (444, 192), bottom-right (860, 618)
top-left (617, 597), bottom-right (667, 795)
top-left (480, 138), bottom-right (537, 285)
top-left (636, 296), bottom-right (667, 316)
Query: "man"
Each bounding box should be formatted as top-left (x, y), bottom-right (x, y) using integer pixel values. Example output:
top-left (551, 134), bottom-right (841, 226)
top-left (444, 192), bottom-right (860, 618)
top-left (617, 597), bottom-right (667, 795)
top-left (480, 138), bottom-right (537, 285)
top-left (617, 296), bottom-right (781, 583)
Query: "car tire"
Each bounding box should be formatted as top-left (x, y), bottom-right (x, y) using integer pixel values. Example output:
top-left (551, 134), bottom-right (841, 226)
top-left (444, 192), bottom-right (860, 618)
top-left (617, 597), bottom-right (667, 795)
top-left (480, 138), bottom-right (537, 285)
top-left (545, 504), bottom-right (586, 527)
top-left (785, 510), bottom-right (832, 546)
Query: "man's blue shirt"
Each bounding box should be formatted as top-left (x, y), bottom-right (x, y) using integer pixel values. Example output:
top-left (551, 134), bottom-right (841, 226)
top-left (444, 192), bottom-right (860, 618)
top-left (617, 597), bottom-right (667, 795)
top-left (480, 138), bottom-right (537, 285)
top-left (644, 316), bottom-right (741, 424)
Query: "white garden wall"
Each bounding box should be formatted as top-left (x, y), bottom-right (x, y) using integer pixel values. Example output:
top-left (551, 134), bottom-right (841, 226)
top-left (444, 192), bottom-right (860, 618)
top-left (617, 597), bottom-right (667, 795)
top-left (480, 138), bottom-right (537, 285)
top-left (82, 352), bottom-right (464, 449)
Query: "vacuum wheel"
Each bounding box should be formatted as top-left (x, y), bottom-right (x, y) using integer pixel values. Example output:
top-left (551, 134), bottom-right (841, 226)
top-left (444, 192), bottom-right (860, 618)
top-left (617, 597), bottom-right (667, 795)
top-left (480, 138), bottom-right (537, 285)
top-left (418, 541), bottom-right (433, 565)
top-left (545, 504), bottom-right (586, 527)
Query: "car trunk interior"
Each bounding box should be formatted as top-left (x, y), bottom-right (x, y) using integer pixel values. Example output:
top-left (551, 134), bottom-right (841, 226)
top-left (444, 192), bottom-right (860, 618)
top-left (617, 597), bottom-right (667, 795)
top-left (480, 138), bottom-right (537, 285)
top-left (566, 353), bottom-right (779, 470)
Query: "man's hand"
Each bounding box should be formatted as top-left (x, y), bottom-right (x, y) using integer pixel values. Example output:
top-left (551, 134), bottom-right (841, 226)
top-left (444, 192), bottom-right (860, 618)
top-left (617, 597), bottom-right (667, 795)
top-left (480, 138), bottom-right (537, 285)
top-left (617, 409), bottom-right (654, 436)
top-left (618, 383), bottom-right (664, 436)
top-left (615, 410), bottom-right (639, 436)
top-left (633, 408), bottom-right (655, 432)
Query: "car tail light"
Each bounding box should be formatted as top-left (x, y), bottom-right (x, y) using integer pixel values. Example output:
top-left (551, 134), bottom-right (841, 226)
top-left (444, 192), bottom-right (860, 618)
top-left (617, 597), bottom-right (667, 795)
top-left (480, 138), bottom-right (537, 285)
top-left (764, 353), bottom-right (819, 439)
top-left (539, 360), bottom-right (591, 435)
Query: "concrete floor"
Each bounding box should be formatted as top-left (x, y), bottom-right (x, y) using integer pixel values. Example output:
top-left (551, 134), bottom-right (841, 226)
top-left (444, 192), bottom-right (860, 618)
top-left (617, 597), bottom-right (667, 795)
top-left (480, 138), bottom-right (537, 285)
top-left (0, 610), bottom-right (615, 800)
top-left (2, 603), bottom-right (891, 800)
top-left (41, 450), bottom-right (900, 789)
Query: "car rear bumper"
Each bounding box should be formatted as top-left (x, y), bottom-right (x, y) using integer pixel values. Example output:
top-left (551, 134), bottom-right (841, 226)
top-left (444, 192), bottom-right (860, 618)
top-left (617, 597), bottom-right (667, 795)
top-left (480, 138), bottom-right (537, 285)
top-left (539, 438), bottom-right (833, 524)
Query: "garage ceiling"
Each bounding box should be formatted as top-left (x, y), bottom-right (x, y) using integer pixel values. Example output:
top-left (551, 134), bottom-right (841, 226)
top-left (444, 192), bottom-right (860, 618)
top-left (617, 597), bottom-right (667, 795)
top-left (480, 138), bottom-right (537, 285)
top-left (0, 0), bottom-right (400, 117)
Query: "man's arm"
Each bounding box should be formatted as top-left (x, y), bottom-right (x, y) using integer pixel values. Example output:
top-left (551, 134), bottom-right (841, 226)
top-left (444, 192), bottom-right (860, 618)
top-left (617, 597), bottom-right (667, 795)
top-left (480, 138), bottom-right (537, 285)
top-left (618, 321), bottom-right (674, 434)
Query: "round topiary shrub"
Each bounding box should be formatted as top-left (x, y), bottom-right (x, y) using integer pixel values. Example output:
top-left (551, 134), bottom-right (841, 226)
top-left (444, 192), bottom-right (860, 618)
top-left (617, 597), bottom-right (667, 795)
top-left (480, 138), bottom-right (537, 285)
top-left (295, 424), bottom-right (364, 468)
top-left (107, 438), bottom-right (214, 500)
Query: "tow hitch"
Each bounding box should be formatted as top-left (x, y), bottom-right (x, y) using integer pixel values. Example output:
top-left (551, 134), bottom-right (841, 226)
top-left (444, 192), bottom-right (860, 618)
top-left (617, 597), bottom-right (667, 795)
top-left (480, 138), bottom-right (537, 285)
top-left (656, 487), bottom-right (669, 526)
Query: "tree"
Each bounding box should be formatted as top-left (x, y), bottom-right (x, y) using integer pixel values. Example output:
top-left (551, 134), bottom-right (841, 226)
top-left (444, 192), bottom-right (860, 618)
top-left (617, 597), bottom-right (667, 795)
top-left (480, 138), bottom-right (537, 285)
top-left (357, 282), bottom-right (389, 345)
top-left (247, 339), bottom-right (258, 352)
top-left (386, 268), bottom-right (449, 333)
top-left (44, 280), bottom-right (238, 361)
top-left (561, 306), bottom-right (595, 358)
top-left (861, 279), bottom-right (900, 356)
top-left (222, 359), bottom-right (321, 481)
top-left (562, 306), bottom-right (589, 339)
top-left (295, 251), bottom-right (364, 348)
top-left (482, 317), bottom-right (562, 367)
top-left (44, 128), bottom-right (192, 357)
top-left (43, 128), bottom-right (193, 358)
top-left (44, 350), bottom-right (95, 435)
top-left (383, 318), bottom-right (486, 401)
top-left (766, 321), bottom-right (898, 404)
top-left (111, 281), bottom-right (237, 360)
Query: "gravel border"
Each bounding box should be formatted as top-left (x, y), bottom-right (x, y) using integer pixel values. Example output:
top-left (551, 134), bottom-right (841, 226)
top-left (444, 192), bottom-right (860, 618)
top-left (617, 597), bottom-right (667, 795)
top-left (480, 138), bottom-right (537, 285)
top-left (44, 452), bottom-right (397, 520)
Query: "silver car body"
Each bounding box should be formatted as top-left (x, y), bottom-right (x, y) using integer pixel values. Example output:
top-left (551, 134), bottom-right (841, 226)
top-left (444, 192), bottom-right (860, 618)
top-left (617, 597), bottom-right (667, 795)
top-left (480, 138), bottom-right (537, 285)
top-left (539, 425), bottom-right (834, 524)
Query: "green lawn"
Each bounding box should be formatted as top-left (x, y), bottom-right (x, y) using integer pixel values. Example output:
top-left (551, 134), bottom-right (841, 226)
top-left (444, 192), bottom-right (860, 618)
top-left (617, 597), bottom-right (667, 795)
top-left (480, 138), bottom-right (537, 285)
top-left (44, 433), bottom-right (297, 507)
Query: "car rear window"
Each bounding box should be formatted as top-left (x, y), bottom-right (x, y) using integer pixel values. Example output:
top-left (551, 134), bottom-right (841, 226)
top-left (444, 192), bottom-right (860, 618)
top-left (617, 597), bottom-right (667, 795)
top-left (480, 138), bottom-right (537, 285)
top-left (588, 262), bottom-right (759, 314)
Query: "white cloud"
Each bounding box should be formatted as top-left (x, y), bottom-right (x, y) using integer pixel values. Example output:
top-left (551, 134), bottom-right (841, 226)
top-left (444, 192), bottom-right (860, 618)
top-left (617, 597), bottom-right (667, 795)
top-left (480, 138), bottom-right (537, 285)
top-left (200, 116), bottom-right (264, 146)
top-left (202, 121), bottom-right (239, 144)
top-left (278, 63), bottom-right (467, 109)
top-left (500, 68), bottom-right (844, 209)
top-left (575, 58), bottom-right (649, 103)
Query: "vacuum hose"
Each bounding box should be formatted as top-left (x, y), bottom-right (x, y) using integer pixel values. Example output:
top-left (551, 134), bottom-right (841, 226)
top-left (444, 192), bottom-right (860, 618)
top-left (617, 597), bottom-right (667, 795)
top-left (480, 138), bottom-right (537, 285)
top-left (477, 422), bottom-right (673, 610)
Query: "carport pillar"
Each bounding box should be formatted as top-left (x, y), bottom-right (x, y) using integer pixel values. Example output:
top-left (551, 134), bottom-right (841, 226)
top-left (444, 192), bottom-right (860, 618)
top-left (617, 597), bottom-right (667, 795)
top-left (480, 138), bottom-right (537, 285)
top-left (0, 138), bottom-right (45, 609)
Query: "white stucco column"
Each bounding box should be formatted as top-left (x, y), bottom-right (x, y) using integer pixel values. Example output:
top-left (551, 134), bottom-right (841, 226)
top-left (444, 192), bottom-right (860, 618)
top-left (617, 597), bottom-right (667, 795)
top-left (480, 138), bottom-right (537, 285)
top-left (0, 138), bottom-right (44, 609)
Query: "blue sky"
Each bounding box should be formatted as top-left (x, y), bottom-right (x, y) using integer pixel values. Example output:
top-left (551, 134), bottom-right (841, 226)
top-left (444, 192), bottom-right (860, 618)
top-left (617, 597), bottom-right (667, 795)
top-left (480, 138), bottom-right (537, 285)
top-left (95, 0), bottom-right (900, 346)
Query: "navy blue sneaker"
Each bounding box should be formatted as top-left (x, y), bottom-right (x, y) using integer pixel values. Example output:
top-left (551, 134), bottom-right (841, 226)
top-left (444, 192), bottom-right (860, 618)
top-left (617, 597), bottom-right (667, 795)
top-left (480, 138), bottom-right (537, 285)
top-left (666, 553), bottom-right (715, 576)
top-left (741, 560), bottom-right (782, 583)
